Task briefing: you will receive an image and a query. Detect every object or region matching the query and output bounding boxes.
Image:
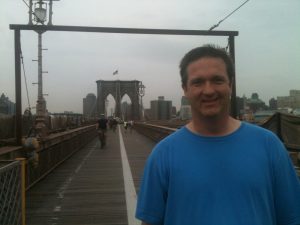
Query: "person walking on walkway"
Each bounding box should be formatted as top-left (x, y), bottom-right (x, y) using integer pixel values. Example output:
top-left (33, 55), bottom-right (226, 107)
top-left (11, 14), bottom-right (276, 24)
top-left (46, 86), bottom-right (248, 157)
top-left (96, 114), bottom-right (108, 148)
top-left (136, 45), bottom-right (300, 225)
top-left (124, 121), bottom-right (128, 133)
top-left (128, 120), bottom-right (134, 133)
top-left (110, 118), bottom-right (118, 132)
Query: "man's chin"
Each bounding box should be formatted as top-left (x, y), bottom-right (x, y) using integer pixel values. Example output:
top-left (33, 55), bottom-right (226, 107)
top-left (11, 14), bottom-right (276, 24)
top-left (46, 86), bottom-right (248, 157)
top-left (199, 108), bottom-right (222, 118)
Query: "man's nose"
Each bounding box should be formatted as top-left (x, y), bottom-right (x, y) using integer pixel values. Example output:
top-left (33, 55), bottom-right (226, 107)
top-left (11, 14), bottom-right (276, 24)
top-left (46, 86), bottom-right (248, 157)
top-left (202, 82), bottom-right (215, 94)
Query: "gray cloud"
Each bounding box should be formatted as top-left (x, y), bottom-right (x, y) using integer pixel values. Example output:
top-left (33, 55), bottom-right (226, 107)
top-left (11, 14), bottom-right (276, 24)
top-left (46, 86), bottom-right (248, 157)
top-left (1, 0), bottom-right (300, 113)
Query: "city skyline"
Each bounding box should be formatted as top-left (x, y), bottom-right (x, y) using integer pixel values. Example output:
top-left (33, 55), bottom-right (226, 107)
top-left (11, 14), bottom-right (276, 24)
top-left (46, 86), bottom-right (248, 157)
top-left (1, 0), bottom-right (299, 113)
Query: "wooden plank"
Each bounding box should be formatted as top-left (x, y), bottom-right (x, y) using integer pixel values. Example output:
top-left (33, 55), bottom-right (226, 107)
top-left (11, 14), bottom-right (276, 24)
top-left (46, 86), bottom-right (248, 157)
top-left (26, 131), bottom-right (128, 225)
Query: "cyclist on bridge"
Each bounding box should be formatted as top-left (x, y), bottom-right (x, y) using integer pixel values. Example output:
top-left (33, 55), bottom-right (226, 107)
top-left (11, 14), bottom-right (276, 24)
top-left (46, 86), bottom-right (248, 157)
top-left (96, 114), bottom-right (108, 148)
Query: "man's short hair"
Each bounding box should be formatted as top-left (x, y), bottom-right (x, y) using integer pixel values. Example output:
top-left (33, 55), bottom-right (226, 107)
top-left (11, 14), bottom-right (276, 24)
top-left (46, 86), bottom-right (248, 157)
top-left (179, 44), bottom-right (234, 87)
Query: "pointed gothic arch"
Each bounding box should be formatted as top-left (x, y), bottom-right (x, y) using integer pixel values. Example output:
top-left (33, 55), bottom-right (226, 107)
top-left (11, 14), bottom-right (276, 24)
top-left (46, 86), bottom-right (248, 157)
top-left (96, 80), bottom-right (141, 120)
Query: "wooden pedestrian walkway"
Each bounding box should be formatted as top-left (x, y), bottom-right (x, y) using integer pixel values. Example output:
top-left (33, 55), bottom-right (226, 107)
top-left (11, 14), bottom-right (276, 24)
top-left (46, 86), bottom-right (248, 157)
top-left (26, 126), bottom-right (156, 225)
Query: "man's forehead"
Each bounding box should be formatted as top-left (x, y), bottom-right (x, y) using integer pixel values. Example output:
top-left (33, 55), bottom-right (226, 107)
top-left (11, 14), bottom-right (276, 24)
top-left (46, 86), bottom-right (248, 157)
top-left (187, 57), bottom-right (226, 72)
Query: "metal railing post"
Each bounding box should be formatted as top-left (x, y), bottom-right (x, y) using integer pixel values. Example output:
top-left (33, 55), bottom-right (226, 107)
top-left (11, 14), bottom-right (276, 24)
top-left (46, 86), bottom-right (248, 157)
top-left (16, 158), bottom-right (26, 225)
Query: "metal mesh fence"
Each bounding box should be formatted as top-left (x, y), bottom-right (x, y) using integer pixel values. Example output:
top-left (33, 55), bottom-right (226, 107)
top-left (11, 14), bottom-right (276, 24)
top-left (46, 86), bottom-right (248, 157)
top-left (0, 161), bottom-right (22, 225)
top-left (262, 113), bottom-right (300, 149)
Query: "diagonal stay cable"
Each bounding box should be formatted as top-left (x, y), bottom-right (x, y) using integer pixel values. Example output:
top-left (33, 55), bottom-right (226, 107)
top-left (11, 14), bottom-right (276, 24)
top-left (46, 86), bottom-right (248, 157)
top-left (20, 41), bottom-right (31, 111)
top-left (209, 0), bottom-right (250, 31)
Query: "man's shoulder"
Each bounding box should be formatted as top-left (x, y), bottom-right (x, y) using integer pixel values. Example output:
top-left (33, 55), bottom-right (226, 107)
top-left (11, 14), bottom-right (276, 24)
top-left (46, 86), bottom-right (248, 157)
top-left (153, 127), bottom-right (188, 151)
top-left (239, 122), bottom-right (283, 146)
top-left (241, 122), bottom-right (276, 135)
top-left (161, 126), bottom-right (187, 142)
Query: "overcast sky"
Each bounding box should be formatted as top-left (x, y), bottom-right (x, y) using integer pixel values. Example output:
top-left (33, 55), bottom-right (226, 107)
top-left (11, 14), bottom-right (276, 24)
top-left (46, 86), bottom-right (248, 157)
top-left (1, 0), bottom-right (299, 114)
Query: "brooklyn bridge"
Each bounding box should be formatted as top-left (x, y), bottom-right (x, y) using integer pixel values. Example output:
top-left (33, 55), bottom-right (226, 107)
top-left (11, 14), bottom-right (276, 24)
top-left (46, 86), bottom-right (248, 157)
top-left (1, 3), bottom-right (300, 224)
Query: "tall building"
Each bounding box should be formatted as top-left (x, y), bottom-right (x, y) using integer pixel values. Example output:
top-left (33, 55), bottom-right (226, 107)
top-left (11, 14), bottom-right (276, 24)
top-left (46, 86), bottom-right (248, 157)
top-left (171, 106), bottom-right (177, 118)
top-left (143, 108), bottom-right (151, 120)
top-left (0, 93), bottom-right (15, 116)
top-left (179, 96), bottom-right (191, 120)
top-left (83, 93), bottom-right (96, 118)
top-left (150, 96), bottom-right (172, 120)
top-left (277, 90), bottom-right (300, 109)
top-left (269, 98), bottom-right (277, 110)
top-left (246, 93), bottom-right (266, 113)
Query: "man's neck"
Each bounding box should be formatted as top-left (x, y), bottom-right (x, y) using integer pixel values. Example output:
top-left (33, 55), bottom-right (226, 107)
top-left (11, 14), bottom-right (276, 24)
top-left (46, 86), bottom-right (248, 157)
top-left (187, 115), bottom-right (241, 137)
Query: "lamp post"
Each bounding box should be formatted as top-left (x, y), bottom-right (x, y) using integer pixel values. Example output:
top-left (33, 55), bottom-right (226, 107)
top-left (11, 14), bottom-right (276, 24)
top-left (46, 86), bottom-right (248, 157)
top-left (138, 82), bottom-right (145, 120)
top-left (28, 0), bottom-right (59, 136)
top-left (33, 1), bottom-right (47, 136)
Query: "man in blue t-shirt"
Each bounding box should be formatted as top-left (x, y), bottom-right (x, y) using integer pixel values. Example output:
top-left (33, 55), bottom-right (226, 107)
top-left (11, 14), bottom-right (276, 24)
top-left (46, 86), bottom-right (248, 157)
top-left (135, 45), bottom-right (300, 225)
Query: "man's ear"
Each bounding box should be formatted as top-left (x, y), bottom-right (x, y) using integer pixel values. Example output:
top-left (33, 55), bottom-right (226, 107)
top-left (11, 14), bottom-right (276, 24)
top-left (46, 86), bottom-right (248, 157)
top-left (229, 78), bottom-right (234, 94)
top-left (182, 84), bottom-right (187, 95)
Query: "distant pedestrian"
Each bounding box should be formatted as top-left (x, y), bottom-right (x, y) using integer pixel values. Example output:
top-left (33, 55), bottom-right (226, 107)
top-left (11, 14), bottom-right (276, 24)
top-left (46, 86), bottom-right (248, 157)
top-left (109, 118), bottom-right (118, 132)
top-left (136, 45), bottom-right (300, 225)
top-left (96, 114), bottom-right (108, 148)
top-left (123, 121), bottom-right (128, 133)
top-left (128, 120), bottom-right (134, 133)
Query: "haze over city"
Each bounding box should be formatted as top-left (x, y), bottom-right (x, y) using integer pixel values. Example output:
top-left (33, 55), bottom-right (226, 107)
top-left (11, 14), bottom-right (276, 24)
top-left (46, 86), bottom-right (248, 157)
top-left (1, 0), bottom-right (299, 114)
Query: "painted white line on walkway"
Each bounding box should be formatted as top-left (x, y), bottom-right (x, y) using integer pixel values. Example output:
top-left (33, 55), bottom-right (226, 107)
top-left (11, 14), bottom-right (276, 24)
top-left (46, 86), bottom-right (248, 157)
top-left (118, 126), bottom-right (141, 225)
top-left (56, 144), bottom-right (95, 199)
top-left (52, 140), bottom-right (97, 221)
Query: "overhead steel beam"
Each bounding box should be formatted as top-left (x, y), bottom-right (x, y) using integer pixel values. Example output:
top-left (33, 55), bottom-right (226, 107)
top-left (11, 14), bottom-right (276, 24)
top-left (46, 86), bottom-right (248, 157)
top-left (10, 24), bottom-right (238, 36)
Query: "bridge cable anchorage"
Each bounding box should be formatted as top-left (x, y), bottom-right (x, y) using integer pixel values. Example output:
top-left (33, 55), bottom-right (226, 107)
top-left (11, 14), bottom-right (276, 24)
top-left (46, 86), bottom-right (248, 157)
top-left (208, 0), bottom-right (250, 31)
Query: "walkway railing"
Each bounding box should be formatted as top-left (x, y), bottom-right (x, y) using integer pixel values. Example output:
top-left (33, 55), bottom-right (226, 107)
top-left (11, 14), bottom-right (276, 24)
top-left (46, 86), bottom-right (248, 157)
top-left (134, 119), bottom-right (300, 176)
top-left (0, 125), bottom-right (97, 225)
top-left (26, 125), bottom-right (97, 189)
top-left (0, 159), bottom-right (26, 225)
top-left (134, 122), bottom-right (176, 142)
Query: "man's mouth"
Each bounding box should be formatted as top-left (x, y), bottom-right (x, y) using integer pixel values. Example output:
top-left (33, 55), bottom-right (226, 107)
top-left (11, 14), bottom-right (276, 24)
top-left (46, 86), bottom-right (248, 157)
top-left (202, 98), bottom-right (218, 104)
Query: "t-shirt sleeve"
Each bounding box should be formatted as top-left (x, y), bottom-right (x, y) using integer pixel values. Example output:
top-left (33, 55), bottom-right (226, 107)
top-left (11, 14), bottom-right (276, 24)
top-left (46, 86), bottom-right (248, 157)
top-left (135, 144), bottom-right (169, 225)
top-left (269, 135), bottom-right (300, 225)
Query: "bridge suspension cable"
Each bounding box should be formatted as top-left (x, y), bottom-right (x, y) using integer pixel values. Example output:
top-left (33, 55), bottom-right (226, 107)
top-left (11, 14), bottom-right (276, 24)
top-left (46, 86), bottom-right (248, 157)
top-left (209, 0), bottom-right (250, 31)
top-left (20, 40), bottom-right (32, 111)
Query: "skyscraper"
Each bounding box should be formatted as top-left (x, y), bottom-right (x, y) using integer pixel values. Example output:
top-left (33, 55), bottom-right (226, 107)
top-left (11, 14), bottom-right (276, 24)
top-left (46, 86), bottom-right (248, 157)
top-left (150, 96), bottom-right (172, 120)
top-left (83, 93), bottom-right (96, 118)
top-left (179, 96), bottom-right (191, 120)
top-left (0, 93), bottom-right (15, 116)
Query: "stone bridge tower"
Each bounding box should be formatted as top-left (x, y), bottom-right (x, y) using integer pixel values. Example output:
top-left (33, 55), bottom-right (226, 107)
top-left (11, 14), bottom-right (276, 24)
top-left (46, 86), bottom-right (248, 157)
top-left (96, 80), bottom-right (141, 120)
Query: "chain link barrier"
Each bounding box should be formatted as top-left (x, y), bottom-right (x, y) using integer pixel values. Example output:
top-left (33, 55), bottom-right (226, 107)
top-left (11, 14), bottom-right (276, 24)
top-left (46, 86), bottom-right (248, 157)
top-left (0, 160), bottom-right (23, 225)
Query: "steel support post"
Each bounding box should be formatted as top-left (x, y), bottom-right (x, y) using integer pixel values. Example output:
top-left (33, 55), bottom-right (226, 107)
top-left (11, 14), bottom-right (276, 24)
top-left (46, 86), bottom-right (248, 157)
top-left (16, 158), bottom-right (26, 225)
top-left (35, 31), bottom-right (48, 137)
top-left (14, 29), bottom-right (22, 145)
top-left (229, 35), bottom-right (237, 118)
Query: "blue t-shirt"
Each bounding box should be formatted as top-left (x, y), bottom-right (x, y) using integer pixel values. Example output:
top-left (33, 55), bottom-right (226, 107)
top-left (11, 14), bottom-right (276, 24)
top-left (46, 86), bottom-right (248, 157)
top-left (136, 122), bottom-right (300, 225)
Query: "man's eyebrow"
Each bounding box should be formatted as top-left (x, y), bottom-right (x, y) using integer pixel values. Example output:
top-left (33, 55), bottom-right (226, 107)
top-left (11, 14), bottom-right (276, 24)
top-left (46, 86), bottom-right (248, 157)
top-left (211, 75), bottom-right (226, 79)
top-left (190, 77), bottom-right (204, 82)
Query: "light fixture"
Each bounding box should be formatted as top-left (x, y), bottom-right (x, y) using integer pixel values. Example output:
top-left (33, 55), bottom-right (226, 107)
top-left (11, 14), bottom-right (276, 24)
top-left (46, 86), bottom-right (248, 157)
top-left (34, 1), bottom-right (47, 23)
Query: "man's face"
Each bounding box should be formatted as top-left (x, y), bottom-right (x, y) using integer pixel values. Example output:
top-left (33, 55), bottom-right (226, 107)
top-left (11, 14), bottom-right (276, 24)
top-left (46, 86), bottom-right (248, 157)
top-left (183, 57), bottom-right (232, 119)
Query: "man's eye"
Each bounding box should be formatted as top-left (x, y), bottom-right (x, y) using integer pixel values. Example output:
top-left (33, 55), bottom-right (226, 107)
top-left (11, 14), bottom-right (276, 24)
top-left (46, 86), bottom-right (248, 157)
top-left (191, 80), bottom-right (204, 86)
top-left (213, 78), bottom-right (225, 84)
